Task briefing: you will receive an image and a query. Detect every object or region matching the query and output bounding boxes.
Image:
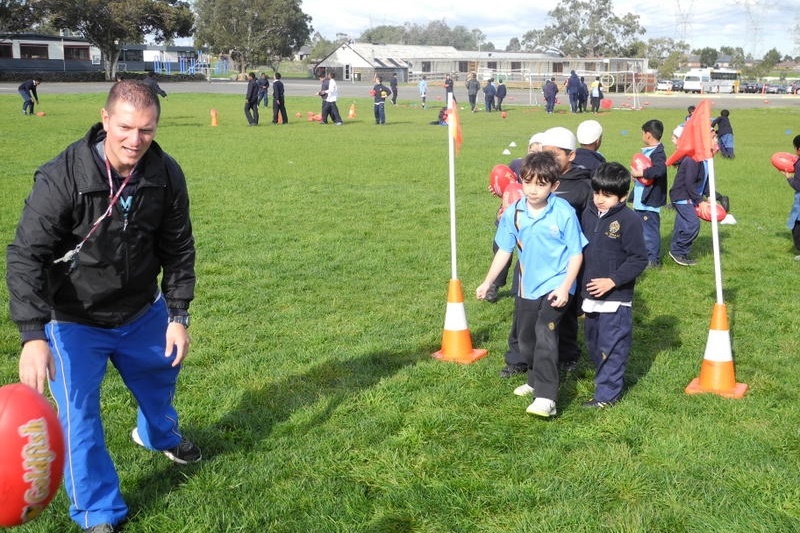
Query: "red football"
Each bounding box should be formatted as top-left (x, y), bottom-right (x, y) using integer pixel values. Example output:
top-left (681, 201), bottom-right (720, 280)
top-left (501, 182), bottom-right (524, 211)
top-left (489, 164), bottom-right (516, 197)
top-left (695, 201), bottom-right (727, 222)
top-left (770, 152), bottom-right (798, 173)
top-left (0, 384), bottom-right (64, 527)
top-left (631, 153), bottom-right (654, 186)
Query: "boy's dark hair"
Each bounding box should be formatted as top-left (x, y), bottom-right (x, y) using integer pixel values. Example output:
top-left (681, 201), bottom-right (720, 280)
top-left (793, 134), bottom-right (800, 150)
top-left (275, 73), bottom-right (282, 79)
top-left (641, 119), bottom-right (664, 141)
top-left (519, 152), bottom-right (561, 185)
top-left (591, 162), bottom-right (631, 198)
top-left (687, 105), bottom-right (695, 114)
top-left (720, 109), bottom-right (730, 117)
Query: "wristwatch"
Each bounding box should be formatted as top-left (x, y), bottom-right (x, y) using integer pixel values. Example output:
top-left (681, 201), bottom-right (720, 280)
top-left (168, 315), bottom-right (190, 328)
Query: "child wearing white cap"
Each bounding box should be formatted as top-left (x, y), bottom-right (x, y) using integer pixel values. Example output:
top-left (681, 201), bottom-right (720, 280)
top-left (573, 120), bottom-right (606, 173)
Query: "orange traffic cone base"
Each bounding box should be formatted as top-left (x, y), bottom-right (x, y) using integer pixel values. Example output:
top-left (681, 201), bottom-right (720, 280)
top-left (685, 377), bottom-right (748, 399)
top-left (432, 347), bottom-right (488, 364)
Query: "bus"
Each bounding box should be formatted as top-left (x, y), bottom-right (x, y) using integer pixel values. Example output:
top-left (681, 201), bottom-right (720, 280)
top-left (683, 68), bottom-right (740, 94)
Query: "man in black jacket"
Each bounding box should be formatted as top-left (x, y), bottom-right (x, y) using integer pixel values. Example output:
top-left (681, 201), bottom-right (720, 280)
top-left (7, 80), bottom-right (199, 533)
top-left (244, 71), bottom-right (259, 125)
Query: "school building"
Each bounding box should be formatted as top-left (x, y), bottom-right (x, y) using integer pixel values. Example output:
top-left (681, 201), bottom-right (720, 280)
top-left (314, 42), bottom-right (650, 93)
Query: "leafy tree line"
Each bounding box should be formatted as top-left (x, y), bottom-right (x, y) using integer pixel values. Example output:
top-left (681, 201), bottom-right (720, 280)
top-left (1, 0), bottom-right (797, 80)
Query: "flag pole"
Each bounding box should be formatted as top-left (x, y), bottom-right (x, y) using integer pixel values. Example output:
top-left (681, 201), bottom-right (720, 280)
top-left (447, 93), bottom-right (458, 280)
top-left (432, 93), bottom-right (487, 364)
top-left (706, 157), bottom-right (724, 304)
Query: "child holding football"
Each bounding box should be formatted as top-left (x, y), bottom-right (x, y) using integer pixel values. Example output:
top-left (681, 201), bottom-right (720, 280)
top-left (781, 134), bottom-right (800, 260)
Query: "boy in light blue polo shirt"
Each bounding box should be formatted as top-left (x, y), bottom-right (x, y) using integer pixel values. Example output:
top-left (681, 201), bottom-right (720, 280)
top-left (477, 151), bottom-right (587, 417)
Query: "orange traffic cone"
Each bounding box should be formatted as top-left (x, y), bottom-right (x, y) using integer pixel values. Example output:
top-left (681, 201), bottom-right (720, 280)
top-left (685, 303), bottom-right (748, 398)
top-left (210, 108), bottom-right (218, 127)
top-left (348, 103), bottom-right (356, 119)
top-left (431, 279), bottom-right (488, 364)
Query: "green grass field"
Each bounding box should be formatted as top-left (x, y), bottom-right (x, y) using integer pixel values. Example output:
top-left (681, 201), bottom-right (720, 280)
top-left (2, 91), bottom-right (800, 532)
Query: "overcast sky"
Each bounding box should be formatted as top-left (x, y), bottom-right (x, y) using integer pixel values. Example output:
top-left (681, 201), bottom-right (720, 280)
top-left (301, 0), bottom-right (798, 58)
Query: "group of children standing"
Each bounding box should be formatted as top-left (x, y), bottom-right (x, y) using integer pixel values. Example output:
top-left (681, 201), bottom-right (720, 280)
top-left (476, 113), bottom-right (732, 418)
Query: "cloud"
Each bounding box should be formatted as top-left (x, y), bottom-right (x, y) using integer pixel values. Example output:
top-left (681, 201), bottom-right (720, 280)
top-left (304, 0), bottom-right (797, 57)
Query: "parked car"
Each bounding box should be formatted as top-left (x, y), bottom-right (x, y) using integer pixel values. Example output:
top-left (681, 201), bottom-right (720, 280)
top-left (671, 79), bottom-right (684, 91)
top-left (656, 79), bottom-right (672, 91)
top-left (765, 84), bottom-right (788, 94)
top-left (741, 81), bottom-right (760, 93)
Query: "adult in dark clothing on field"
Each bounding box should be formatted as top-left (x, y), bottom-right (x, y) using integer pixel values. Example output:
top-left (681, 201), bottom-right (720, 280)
top-left (143, 71), bottom-right (167, 98)
top-left (18, 78), bottom-right (41, 115)
top-left (566, 70), bottom-right (581, 113)
top-left (272, 73), bottom-right (288, 124)
top-left (244, 72), bottom-right (259, 126)
top-left (390, 73), bottom-right (399, 105)
top-left (483, 78), bottom-right (496, 112)
top-left (495, 79), bottom-right (507, 111)
top-left (7, 79), bottom-right (199, 533)
top-left (444, 74), bottom-right (455, 103)
top-left (257, 73), bottom-right (270, 108)
top-left (543, 77), bottom-right (558, 114)
top-left (466, 72), bottom-right (480, 111)
top-left (577, 76), bottom-right (589, 113)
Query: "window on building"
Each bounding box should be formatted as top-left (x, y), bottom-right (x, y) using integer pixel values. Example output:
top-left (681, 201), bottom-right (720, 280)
top-left (585, 62), bottom-right (596, 72)
top-left (0, 43), bottom-right (12, 59)
top-left (119, 49), bottom-right (144, 62)
top-left (64, 46), bottom-right (90, 61)
top-left (553, 63), bottom-right (563, 74)
top-left (421, 61), bottom-right (431, 73)
top-left (458, 61), bottom-right (468, 73)
top-left (487, 61), bottom-right (497, 70)
top-left (20, 44), bottom-right (49, 60)
top-left (511, 61), bottom-right (521, 71)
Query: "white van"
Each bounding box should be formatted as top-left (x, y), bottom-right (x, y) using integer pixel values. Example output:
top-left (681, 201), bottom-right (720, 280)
top-left (683, 71), bottom-right (710, 93)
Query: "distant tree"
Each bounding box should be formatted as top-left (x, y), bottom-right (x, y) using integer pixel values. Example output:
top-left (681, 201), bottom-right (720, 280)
top-left (506, 37), bottom-right (521, 52)
top-left (761, 47), bottom-right (782, 69)
top-left (359, 25), bottom-right (406, 44)
top-left (0, 0), bottom-right (35, 31)
top-left (658, 51), bottom-right (686, 79)
top-left (643, 37), bottom-right (690, 71)
top-left (359, 20), bottom-right (484, 50)
top-left (308, 32), bottom-right (335, 61)
top-left (693, 47), bottom-right (719, 67)
top-left (195, 0), bottom-right (312, 73)
top-left (519, 0), bottom-right (644, 57)
top-left (37, 0), bottom-right (193, 80)
top-left (719, 46), bottom-right (746, 69)
top-left (483, 42), bottom-right (496, 51)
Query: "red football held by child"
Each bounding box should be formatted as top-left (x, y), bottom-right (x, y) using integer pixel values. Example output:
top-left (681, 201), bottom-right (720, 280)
top-left (0, 383), bottom-right (65, 527)
top-left (489, 164), bottom-right (516, 197)
top-left (770, 152), bottom-right (799, 173)
top-left (501, 182), bottom-right (524, 212)
top-left (631, 153), bottom-right (654, 186)
top-left (694, 201), bottom-right (727, 222)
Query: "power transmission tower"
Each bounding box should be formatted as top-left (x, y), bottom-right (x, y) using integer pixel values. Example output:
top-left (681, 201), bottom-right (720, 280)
top-left (673, 0), bottom-right (695, 43)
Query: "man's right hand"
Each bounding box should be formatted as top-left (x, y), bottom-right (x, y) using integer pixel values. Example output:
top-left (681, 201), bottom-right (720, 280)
top-left (19, 340), bottom-right (55, 394)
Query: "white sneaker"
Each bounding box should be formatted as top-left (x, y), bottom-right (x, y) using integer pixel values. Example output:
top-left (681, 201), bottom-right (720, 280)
top-left (513, 383), bottom-right (535, 396)
top-left (526, 397), bottom-right (557, 417)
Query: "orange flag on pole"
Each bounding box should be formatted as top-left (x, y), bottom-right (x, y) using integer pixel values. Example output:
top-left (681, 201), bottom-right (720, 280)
top-left (666, 99), bottom-right (713, 166)
top-left (448, 95), bottom-right (462, 154)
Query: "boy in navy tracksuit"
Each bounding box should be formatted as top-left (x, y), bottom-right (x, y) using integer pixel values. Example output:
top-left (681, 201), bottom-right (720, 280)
top-left (581, 162), bottom-right (648, 407)
top-left (630, 119), bottom-right (668, 268)
top-left (667, 125), bottom-right (706, 266)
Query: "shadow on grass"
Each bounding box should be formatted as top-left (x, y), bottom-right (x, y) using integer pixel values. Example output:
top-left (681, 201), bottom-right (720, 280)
top-left (209, 348), bottom-right (422, 454)
top-left (125, 349), bottom-right (422, 521)
top-left (627, 299), bottom-right (680, 389)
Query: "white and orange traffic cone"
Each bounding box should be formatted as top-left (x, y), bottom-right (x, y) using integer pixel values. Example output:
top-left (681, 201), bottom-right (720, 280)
top-left (431, 279), bottom-right (488, 364)
top-left (348, 103), bottom-right (356, 119)
top-left (685, 303), bottom-right (748, 398)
